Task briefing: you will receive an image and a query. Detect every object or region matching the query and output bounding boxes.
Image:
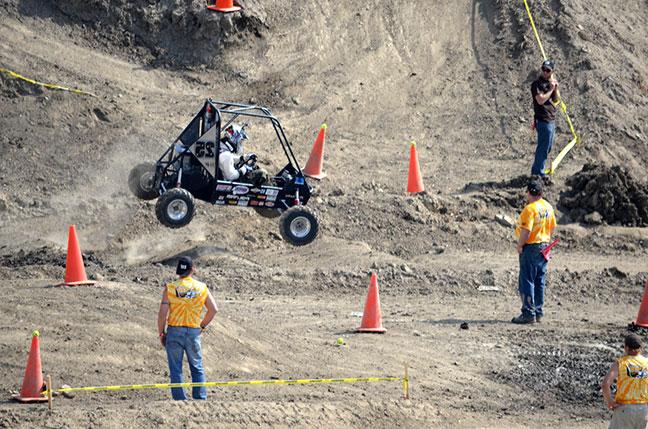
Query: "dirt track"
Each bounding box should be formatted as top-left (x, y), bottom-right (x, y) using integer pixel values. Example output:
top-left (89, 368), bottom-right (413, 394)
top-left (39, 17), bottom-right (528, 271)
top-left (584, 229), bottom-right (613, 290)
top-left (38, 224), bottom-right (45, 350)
top-left (1, 0), bottom-right (648, 428)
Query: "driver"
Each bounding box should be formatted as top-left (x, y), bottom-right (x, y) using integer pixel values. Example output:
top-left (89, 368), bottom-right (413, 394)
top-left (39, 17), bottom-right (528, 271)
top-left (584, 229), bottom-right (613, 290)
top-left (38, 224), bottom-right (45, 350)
top-left (219, 124), bottom-right (266, 185)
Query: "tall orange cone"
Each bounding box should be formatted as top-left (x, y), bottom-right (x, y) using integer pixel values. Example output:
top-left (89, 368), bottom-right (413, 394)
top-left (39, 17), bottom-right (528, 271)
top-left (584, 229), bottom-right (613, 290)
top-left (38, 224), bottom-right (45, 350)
top-left (356, 272), bottom-right (386, 333)
top-left (207, 0), bottom-right (241, 13)
top-left (303, 124), bottom-right (327, 180)
top-left (407, 141), bottom-right (424, 193)
top-left (12, 330), bottom-right (47, 402)
top-left (62, 225), bottom-right (95, 286)
top-left (633, 280), bottom-right (648, 327)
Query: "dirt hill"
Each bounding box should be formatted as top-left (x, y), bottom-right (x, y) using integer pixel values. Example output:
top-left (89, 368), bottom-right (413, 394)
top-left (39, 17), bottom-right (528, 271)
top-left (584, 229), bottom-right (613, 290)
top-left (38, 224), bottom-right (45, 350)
top-left (0, 1), bottom-right (647, 427)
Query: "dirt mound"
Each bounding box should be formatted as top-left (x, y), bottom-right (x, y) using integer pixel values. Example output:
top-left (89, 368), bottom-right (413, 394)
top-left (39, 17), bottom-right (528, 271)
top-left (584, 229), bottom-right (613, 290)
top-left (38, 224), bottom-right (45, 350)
top-left (31, 0), bottom-right (267, 67)
top-left (0, 245), bottom-right (66, 268)
top-left (559, 163), bottom-right (648, 226)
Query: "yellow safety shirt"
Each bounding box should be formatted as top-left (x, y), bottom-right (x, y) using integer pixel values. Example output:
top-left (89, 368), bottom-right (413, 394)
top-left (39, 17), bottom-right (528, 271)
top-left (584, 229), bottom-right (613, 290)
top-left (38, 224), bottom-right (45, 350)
top-left (515, 198), bottom-right (556, 244)
top-left (616, 354), bottom-right (648, 404)
top-left (166, 277), bottom-right (208, 328)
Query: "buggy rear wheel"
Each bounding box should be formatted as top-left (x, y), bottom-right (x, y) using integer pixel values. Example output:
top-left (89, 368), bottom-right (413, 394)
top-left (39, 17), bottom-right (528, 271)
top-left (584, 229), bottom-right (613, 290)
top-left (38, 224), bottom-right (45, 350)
top-left (128, 163), bottom-right (158, 200)
top-left (279, 206), bottom-right (319, 246)
top-left (155, 188), bottom-right (196, 228)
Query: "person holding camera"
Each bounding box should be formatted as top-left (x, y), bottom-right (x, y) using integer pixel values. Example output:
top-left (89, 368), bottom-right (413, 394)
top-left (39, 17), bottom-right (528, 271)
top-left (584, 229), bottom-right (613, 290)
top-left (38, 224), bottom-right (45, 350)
top-left (530, 59), bottom-right (561, 181)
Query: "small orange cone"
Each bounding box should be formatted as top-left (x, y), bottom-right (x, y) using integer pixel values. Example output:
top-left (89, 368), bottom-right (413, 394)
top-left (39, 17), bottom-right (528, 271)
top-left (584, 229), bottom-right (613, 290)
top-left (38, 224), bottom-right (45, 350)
top-left (303, 124), bottom-right (327, 180)
top-left (356, 272), bottom-right (386, 333)
top-left (407, 141), bottom-right (424, 193)
top-left (207, 0), bottom-right (241, 13)
top-left (12, 330), bottom-right (47, 402)
top-left (62, 225), bottom-right (95, 286)
top-left (634, 280), bottom-right (648, 327)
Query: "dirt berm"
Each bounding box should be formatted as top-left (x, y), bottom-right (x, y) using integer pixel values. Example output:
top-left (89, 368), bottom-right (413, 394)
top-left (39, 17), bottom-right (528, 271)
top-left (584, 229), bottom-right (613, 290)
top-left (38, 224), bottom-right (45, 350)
top-left (0, 1), bottom-right (647, 428)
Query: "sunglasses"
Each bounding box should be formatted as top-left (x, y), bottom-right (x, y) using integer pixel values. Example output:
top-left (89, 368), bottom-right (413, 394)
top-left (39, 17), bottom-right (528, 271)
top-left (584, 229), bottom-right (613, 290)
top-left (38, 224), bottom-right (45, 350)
top-left (542, 68), bottom-right (552, 72)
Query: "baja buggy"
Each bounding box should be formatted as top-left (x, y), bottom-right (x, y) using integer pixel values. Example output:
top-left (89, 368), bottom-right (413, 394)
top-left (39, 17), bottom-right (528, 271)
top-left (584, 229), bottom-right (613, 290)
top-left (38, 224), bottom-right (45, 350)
top-left (128, 99), bottom-right (320, 246)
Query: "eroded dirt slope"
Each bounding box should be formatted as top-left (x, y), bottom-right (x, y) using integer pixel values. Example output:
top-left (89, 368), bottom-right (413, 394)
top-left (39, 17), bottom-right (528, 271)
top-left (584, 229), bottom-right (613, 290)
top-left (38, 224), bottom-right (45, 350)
top-left (0, 0), bottom-right (647, 428)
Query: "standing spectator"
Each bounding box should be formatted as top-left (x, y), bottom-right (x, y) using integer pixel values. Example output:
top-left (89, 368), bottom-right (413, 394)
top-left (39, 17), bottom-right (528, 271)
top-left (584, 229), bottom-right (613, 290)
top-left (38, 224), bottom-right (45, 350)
top-left (602, 333), bottom-right (648, 428)
top-left (530, 59), bottom-right (560, 181)
top-left (158, 256), bottom-right (218, 400)
top-left (511, 180), bottom-right (556, 324)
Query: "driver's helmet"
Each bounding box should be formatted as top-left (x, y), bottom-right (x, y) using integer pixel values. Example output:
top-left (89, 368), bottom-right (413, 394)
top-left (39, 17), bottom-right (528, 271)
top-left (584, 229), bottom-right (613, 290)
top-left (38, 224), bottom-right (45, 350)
top-left (224, 124), bottom-right (248, 154)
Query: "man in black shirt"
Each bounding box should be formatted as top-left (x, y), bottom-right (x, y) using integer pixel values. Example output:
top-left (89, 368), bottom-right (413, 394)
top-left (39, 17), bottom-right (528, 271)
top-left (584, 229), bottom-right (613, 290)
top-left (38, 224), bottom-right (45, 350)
top-left (530, 60), bottom-right (560, 179)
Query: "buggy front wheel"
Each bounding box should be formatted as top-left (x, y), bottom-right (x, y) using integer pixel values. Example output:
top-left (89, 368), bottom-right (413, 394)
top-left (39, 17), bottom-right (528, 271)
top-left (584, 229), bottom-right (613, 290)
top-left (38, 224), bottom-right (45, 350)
top-left (155, 188), bottom-right (196, 228)
top-left (279, 206), bottom-right (319, 246)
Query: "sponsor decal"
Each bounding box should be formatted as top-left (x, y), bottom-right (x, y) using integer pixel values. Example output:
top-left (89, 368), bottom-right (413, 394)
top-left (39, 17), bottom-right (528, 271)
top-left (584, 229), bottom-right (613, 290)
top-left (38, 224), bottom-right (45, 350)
top-left (227, 200), bottom-right (237, 205)
top-left (251, 188), bottom-right (261, 193)
top-left (216, 184), bottom-right (232, 191)
top-left (218, 195), bottom-right (225, 200)
top-left (257, 195), bottom-right (266, 200)
top-left (265, 202), bottom-right (275, 207)
top-left (237, 199), bottom-right (250, 206)
top-left (232, 186), bottom-right (249, 195)
top-left (266, 195), bottom-right (277, 202)
top-left (250, 200), bottom-right (259, 206)
top-left (225, 194), bottom-right (238, 200)
top-left (265, 189), bottom-right (279, 197)
top-left (215, 200), bottom-right (225, 205)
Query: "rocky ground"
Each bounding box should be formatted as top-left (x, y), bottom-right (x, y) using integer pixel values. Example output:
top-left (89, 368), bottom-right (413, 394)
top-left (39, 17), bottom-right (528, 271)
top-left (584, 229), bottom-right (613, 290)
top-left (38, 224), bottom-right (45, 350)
top-left (0, 0), bottom-right (647, 427)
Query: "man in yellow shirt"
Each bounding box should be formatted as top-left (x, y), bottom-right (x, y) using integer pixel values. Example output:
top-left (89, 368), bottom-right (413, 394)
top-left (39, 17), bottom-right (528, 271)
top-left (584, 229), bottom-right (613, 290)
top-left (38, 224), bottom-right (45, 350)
top-left (602, 333), bottom-right (648, 428)
top-left (158, 256), bottom-right (218, 400)
top-left (512, 180), bottom-right (556, 324)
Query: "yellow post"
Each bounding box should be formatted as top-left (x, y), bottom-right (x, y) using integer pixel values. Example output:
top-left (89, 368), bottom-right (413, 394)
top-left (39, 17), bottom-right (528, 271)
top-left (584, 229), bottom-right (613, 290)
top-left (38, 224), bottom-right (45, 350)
top-left (402, 364), bottom-right (410, 400)
top-left (47, 375), bottom-right (53, 411)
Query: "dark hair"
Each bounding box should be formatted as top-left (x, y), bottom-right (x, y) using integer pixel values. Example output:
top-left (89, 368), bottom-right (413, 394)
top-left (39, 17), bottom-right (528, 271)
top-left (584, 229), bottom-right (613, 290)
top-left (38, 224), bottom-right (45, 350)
top-left (625, 333), bottom-right (643, 350)
top-left (527, 180), bottom-right (543, 197)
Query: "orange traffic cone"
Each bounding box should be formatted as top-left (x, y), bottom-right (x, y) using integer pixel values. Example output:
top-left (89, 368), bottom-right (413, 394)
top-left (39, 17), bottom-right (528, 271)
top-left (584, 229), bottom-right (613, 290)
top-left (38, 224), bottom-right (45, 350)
top-left (12, 330), bottom-right (47, 402)
top-left (303, 124), bottom-right (327, 180)
top-left (207, 0), bottom-right (241, 13)
top-left (356, 272), bottom-right (386, 333)
top-left (634, 280), bottom-right (648, 327)
top-left (62, 225), bottom-right (95, 286)
top-left (407, 141), bottom-right (424, 193)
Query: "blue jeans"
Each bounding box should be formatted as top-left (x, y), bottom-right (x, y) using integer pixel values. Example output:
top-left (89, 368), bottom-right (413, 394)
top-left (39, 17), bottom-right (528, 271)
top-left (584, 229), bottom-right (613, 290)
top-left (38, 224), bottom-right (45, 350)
top-left (531, 120), bottom-right (556, 176)
top-left (165, 327), bottom-right (206, 400)
top-left (518, 244), bottom-right (548, 318)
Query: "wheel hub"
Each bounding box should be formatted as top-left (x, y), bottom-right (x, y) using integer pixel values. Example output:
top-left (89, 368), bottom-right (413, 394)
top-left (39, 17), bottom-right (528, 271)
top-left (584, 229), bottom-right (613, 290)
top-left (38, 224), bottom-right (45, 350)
top-left (167, 199), bottom-right (188, 221)
top-left (140, 172), bottom-right (154, 190)
top-left (290, 215), bottom-right (311, 238)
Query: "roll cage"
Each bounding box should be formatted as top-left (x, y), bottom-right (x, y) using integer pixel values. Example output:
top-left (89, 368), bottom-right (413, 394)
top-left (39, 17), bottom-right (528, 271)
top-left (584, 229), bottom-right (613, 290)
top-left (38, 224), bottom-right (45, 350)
top-left (155, 99), bottom-right (303, 188)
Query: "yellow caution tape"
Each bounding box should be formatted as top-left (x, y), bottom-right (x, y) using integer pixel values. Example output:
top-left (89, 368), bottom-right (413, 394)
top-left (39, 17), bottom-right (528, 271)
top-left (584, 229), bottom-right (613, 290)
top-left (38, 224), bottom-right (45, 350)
top-left (43, 376), bottom-right (405, 396)
top-left (522, 0), bottom-right (581, 174)
top-left (523, 0), bottom-right (548, 61)
top-left (0, 67), bottom-right (96, 97)
top-left (548, 136), bottom-right (578, 174)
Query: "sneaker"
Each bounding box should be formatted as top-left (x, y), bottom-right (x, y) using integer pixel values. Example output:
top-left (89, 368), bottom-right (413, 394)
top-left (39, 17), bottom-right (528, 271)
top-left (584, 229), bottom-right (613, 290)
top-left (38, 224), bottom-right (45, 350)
top-left (536, 314), bottom-right (543, 323)
top-left (511, 314), bottom-right (536, 324)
